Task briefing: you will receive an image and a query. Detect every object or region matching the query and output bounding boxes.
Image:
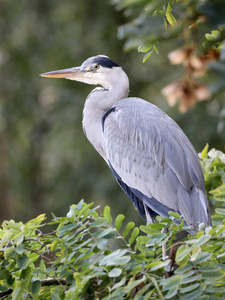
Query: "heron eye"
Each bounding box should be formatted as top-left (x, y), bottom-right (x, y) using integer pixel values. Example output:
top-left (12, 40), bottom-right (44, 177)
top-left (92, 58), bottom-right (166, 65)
top-left (94, 64), bottom-right (100, 70)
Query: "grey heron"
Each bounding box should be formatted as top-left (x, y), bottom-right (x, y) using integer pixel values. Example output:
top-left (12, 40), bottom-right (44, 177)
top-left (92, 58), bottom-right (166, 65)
top-left (41, 55), bottom-right (211, 231)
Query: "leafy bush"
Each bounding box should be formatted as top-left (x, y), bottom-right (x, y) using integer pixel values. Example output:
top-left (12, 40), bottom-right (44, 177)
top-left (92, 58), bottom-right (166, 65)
top-left (0, 147), bottom-right (225, 300)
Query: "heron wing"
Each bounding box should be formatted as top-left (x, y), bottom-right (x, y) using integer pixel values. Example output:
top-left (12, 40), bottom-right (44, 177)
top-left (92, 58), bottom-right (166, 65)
top-left (103, 97), bottom-right (210, 226)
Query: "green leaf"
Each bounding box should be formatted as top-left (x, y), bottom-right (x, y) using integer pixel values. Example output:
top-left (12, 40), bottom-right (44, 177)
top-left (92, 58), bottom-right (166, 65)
top-left (161, 274), bottom-right (182, 298)
top-left (205, 30), bottom-right (221, 42)
top-left (0, 269), bottom-right (10, 280)
top-left (149, 259), bottom-right (170, 271)
top-left (195, 234), bottom-right (212, 247)
top-left (175, 264), bottom-right (192, 274)
top-left (165, 286), bottom-right (178, 299)
top-left (14, 244), bottom-right (25, 255)
top-left (58, 223), bottom-right (78, 236)
top-left (128, 227), bottom-right (139, 245)
top-left (126, 278), bottom-right (145, 294)
top-left (51, 239), bottom-right (59, 252)
top-left (20, 267), bottom-right (31, 288)
top-left (17, 254), bottom-right (29, 269)
top-left (32, 280), bottom-right (41, 295)
top-left (104, 206), bottom-right (112, 225)
top-left (143, 50), bottom-right (154, 63)
top-left (168, 211), bottom-right (181, 219)
top-left (176, 245), bottom-right (191, 266)
top-left (93, 228), bottom-right (115, 238)
top-left (182, 285), bottom-right (205, 300)
top-left (12, 286), bottom-right (23, 300)
top-left (110, 288), bottom-right (127, 299)
top-left (51, 286), bottom-right (61, 300)
top-left (26, 213), bottom-right (46, 227)
top-left (182, 275), bottom-right (201, 284)
top-left (4, 247), bottom-right (15, 259)
top-left (105, 255), bottom-right (131, 266)
top-left (66, 200), bottom-right (84, 217)
top-left (99, 249), bottom-right (130, 266)
top-left (91, 218), bottom-right (108, 227)
top-left (190, 246), bottom-right (201, 262)
top-left (210, 184), bottom-right (225, 196)
top-left (180, 283), bottom-right (200, 294)
top-left (162, 274), bottom-right (182, 289)
top-left (153, 43), bottom-right (159, 54)
top-left (201, 144), bottom-right (209, 159)
top-left (123, 222), bottom-right (135, 238)
top-left (111, 277), bottom-right (126, 290)
top-left (147, 276), bottom-right (164, 300)
top-left (214, 192), bottom-right (225, 201)
top-left (166, 3), bottom-right (177, 26)
top-left (40, 259), bottom-right (46, 273)
top-left (195, 252), bottom-right (212, 264)
top-left (202, 270), bottom-right (225, 281)
top-left (216, 208), bottom-right (225, 216)
top-left (15, 233), bottom-right (24, 246)
top-left (146, 233), bottom-right (167, 247)
top-left (134, 283), bottom-right (152, 299)
top-left (140, 223), bottom-right (165, 234)
top-left (138, 43), bottom-right (152, 53)
top-left (97, 239), bottom-right (109, 250)
top-left (199, 265), bottom-right (221, 272)
top-left (108, 268), bottom-right (122, 277)
top-left (115, 214), bottom-right (125, 231)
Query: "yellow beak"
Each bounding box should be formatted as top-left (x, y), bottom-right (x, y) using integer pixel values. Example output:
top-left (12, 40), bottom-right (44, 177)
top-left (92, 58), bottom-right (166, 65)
top-left (40, 67), bottom-right (85, 79)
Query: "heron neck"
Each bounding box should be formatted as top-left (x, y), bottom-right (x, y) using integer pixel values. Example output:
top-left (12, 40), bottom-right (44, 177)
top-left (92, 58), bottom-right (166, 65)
top-left (82, 71), bottom-right (129, 159)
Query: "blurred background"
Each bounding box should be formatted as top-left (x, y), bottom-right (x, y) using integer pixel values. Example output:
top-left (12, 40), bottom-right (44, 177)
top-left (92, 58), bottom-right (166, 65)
top-left (0, 0), bottom-right (224, 225)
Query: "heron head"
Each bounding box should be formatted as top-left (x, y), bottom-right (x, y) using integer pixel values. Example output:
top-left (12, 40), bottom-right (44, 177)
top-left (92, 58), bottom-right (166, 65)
top-left (40, 55), bottom-right (126, 89)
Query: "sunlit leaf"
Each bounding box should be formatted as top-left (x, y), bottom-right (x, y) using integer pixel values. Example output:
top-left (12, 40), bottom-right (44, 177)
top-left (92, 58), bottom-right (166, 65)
top-left (200, 144), bottom-right (209, 159)
top-left (12, 286), bottom-right (23, 300)
top-left (123, 222), bottom-right (135, 238)
top-left (128, 227), bottom-right (139, 245)
top-left (104, 206), bottom-right (112, 225)
top-left (115, 214), bottom-right (125, 231)
top-left (176, 245), bottom-right (191, 266)
top-left (149, 259), bottom-right (170, 271)
top-left (168, 211), bottom-right (181, 219)
top-left (108, 268), bottom-right (122, 277)
top-left (195, 234), bottom-right (212, 247)
top-left (166, 3), bottom-right (177, 26)
top-left (138, 43), bottom-right (152, 53)
top-left (143, 50), bottom-right (154, 63)
top-left (140, 223), bottom-right (165, 234)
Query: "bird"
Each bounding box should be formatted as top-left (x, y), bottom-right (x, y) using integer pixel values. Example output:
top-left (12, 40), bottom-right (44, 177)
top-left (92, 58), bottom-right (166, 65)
top-left (40, 55), bottom-right (211, 232)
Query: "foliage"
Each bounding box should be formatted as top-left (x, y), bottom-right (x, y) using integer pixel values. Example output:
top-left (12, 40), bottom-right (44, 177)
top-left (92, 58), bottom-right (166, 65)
top-left (112, 0), bottom-right (225, 55)
top-left (112, 0), bottom-right (225, 115)
top-left (200, 145), bottom-right (225, 225)
top-left (0, 147), bottom-right (224, 299)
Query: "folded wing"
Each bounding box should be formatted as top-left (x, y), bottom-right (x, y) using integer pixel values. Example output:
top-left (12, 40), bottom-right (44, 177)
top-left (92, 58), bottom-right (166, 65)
top-left (103, 98), bottom-right (211, 227)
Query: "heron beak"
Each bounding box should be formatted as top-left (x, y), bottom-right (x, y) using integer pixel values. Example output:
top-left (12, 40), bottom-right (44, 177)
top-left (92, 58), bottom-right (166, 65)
top-left (40, 66), bottom-right (85, 80)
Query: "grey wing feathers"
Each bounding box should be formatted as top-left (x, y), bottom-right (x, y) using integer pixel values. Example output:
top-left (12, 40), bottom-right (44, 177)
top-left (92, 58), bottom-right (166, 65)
top-left (103, 97), bottom-right (211, 227)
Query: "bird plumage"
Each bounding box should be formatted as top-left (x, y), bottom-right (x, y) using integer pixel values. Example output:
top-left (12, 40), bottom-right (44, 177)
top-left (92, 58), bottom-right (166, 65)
top-left (41, 55), bottom-right (211, 231)
top-left (103, 98), bottom-right (210, 226)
